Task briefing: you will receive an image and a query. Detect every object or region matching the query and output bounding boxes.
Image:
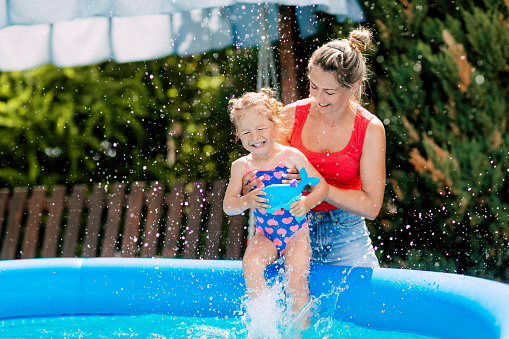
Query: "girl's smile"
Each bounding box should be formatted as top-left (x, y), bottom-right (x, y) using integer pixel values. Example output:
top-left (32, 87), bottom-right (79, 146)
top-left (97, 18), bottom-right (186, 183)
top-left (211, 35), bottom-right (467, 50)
top-left (236, 107), bottom-right (278, 158)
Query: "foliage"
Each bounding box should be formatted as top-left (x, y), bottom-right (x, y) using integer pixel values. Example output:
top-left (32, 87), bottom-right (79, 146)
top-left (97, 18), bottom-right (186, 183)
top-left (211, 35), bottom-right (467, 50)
top-left (361, 0), bottom-right (509, 281)
top-left (0, 48), bottom-right (257, 189)
top-left (0, 2), bottom-right (508, 283)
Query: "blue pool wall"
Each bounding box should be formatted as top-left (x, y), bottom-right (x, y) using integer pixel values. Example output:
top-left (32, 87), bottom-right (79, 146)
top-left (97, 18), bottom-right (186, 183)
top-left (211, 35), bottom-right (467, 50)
top-left (0, 257), bottom-right (508, 339)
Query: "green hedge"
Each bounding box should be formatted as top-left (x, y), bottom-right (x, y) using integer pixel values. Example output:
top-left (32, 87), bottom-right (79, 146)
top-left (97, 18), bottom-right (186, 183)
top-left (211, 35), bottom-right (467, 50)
top-left (0, 49), bottom-right (256, 189)
top-left (362, 0), bottom-right (509, 281)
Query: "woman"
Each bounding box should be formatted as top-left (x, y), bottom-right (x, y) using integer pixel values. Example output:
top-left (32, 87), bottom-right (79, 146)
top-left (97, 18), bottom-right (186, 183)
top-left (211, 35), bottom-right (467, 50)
top-left (244, 26), bottom-right (385, 267)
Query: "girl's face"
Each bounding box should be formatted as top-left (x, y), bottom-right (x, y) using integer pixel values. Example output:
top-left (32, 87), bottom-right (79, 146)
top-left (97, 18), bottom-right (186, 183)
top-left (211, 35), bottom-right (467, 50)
top-left (308, 66), bottom-right (355, 114)
top-left (236, 106), bottom-right (277, 158)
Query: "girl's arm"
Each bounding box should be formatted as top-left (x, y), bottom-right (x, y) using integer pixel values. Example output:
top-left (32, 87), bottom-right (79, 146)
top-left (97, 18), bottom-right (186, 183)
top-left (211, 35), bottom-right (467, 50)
top-left (325, 118), bottom-right (386, 220)
top-left (223, 158), bottom-right (268, 215)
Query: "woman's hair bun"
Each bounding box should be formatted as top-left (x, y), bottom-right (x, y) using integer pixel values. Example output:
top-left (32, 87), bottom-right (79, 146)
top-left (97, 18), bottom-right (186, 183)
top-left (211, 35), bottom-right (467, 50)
top-left (349, 26), bottom-right (373, 51)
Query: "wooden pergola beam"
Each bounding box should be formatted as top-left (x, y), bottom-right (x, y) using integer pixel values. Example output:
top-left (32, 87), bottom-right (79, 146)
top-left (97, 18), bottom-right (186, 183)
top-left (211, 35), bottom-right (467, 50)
top-left (278, 6), bottom-right (299, 105)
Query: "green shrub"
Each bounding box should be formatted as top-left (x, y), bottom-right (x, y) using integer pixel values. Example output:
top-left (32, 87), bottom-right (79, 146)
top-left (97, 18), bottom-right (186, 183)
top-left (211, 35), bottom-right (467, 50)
top-left (363, 0), bottom-right (509, 281)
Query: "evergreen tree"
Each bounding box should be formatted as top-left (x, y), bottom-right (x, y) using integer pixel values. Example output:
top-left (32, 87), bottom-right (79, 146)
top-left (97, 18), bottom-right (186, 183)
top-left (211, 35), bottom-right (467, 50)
top-left (363, 0), bottom-right (509, 281)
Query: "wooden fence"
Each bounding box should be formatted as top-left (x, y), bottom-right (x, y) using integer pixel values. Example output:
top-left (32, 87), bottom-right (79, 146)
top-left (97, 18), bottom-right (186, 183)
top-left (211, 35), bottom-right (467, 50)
top-left (0, 180), bottom-right (247, 261)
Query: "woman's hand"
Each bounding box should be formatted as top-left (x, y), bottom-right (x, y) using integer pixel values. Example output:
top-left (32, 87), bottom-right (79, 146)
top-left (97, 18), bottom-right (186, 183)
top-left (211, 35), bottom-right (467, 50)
top-left (241, 170), bottom-right (264, 196)
top-left (281, 167), bottom-right (300, 184)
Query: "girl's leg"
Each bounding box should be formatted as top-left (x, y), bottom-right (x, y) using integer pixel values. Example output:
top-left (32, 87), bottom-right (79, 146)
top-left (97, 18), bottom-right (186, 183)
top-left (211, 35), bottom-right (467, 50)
top-left (242, 232), bottom-right (278, 298)
top-left (283, 228), bottom-right (311, 313)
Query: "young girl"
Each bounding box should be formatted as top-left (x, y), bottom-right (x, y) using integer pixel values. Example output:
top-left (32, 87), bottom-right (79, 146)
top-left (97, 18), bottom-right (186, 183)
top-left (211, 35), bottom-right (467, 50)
top-left (223, 88), bottom-right (328, 316)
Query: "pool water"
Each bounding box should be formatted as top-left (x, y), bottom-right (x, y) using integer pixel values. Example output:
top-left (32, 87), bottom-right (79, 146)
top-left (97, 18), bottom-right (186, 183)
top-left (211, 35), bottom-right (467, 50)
top-left (0, 275), bottom-right (439, 339)
top-left (0, 314), bottom-right (437, 339)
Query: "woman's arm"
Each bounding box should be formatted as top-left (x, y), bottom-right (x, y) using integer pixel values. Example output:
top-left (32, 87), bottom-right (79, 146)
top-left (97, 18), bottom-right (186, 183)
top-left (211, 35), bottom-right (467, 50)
top-left (286, 148), bottom-right (328, 219)
top-left (276, 101), bottom-right (298, 146)
top-left (223, 159), bottom-right (269, 215)
top-left (278, 102), bottom-right (301, 183)
top-left (324, 118), bottom-right (386, 220)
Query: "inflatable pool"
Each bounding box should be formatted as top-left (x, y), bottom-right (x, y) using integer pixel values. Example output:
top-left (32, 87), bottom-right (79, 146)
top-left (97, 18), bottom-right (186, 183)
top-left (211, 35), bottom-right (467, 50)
top-left (0, 258), bottom-right (508, 338)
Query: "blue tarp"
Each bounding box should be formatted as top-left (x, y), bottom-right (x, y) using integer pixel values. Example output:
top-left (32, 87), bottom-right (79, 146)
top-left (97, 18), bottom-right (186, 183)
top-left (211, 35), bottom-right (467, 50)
top-left (0, 0), bottom-right (364, 71)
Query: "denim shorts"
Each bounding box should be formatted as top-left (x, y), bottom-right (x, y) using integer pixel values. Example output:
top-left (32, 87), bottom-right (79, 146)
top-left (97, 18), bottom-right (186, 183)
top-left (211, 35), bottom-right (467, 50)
top-left (307, 209), bottom-right (379, 268)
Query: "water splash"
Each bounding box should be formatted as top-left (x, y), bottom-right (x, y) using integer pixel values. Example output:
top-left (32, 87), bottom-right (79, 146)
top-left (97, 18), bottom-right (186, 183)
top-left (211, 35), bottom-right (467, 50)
top-left (304, 291), bottom-right (341, 338)
top-left (238, 269), bottom-right (344, 339)
top-left (240, 277), bottom-right (288, 338)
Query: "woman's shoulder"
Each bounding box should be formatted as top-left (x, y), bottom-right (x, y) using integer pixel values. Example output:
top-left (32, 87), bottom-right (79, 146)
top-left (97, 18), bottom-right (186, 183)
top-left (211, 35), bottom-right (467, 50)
top-left (281, 97), bottom-right (314, 124)
top-left (279, 98), bottom-right (315, 145)
top-left (284, 97), bottom-right (314, 111)
top-left (355, 104), bottom-right (376, 120)
top-left (359, 108), bottom-right (385, 145)
top-left (354, 104), bottom-right (383, 128)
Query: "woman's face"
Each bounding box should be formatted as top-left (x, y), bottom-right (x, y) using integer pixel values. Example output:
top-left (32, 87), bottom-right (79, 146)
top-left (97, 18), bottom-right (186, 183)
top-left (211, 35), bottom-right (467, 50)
top-left (308, 66), bottom-right (353, 114)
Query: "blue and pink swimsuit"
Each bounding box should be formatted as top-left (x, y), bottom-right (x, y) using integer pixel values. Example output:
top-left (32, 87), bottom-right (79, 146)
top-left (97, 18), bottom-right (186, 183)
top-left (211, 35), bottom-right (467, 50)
top-left (246, 149), bottom-right (308, 255)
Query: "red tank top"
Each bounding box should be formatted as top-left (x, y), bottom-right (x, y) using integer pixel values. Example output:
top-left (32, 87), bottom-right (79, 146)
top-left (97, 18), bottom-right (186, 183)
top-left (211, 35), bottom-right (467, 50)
top-left (290, 101), bottom-right (375, 211)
